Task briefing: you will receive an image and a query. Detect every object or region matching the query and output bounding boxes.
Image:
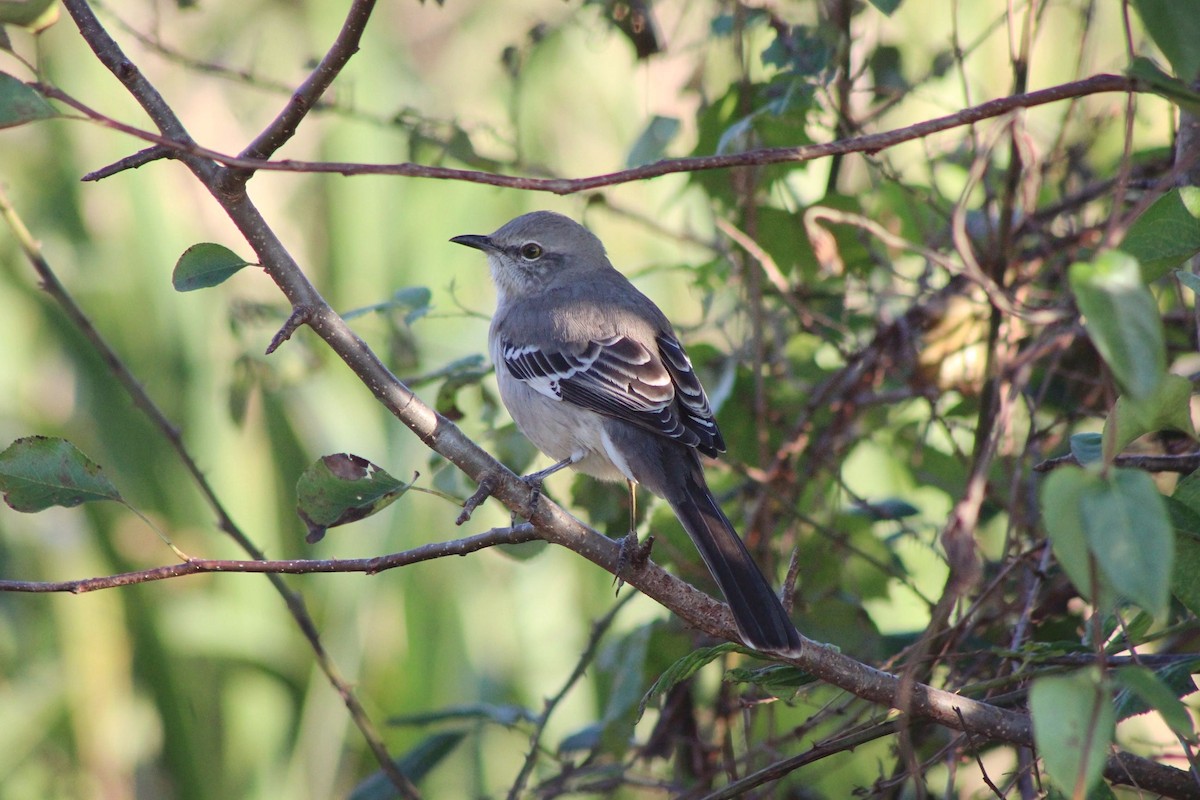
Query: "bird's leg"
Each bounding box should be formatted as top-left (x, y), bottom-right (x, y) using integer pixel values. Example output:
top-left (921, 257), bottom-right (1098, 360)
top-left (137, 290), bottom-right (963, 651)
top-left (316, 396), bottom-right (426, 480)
top-left (459, 457), bottom-right (576, 526)
top-left (517, 455), bottom-right (576, 517)
top-left (615, 479), bottom-right (654, 591)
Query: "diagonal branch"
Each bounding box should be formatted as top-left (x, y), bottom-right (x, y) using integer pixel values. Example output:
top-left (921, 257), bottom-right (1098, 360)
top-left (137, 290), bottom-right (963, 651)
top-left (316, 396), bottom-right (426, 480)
top-left (0, 179), bottom-right (419, 800)
top-left (45, 5), bottom-right (1199, 798)
top-left (235, 0), bottom-right (377, 166)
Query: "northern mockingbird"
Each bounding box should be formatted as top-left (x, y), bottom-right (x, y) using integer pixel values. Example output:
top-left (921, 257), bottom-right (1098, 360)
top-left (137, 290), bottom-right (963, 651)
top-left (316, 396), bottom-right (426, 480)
top-left (452, 211), bottom-right (802, 653)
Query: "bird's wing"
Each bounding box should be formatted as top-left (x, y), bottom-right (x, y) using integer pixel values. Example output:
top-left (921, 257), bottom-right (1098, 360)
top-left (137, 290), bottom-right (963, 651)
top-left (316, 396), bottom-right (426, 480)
top-left (499, 332), bottom-right (724, 456)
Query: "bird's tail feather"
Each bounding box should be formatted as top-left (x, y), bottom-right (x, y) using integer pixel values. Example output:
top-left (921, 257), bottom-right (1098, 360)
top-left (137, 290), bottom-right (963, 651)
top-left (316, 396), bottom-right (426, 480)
top-left (668, 471), bottom-right (802, 653)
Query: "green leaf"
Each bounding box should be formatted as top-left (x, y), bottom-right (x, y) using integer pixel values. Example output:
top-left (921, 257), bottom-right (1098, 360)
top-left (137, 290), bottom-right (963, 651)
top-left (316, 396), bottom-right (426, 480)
top-left (432, 358), bottom-right (490, 422)
top-left (1069, 432), bottom-right (1104, 466)
top-left (595, 624), bottom-right (652, 756)
top-left (1069, 252), bottom-right (1166, 400)
top-left (343, 286), bottom-right (433, 324)
top-left (1080, 468), bottom-right (1173, 616)
top-left (1170, 516), bottom-right (1200, 616)
top-left (1113, 666), bottom-right (1198, 741)
top-left (1119, 187), bottom-right (1200, 281)
top-left (171, 243), bottom-right (253, 291)
top-left (1171, 468), bottom-right (1200, 517)
top-left (0, 436), bottom-right (122, 511)
top-left (1030, 668), bottom-right (1114, 798)
top-left (0, 71), bottom-right (55, 129)
top-left (868, 0), bottom-right (902, 14)
top-left (557, 724), bottom-right (602, 754)
top-left (725, 663), bottom-right (817, 691)
top-left (1127, 57), bottom-right (1200, 116)
top-left (625, 115), bottom-right (680, 168)
top-left (388, 703), bottom-right (535, 728)
top-left (295, 453), bottom-right (412, 543)
top-left (1168, 473), bottom-right (1200, 614)
top-left (637, 642), bottom-right (741, 721)
top-left (850, 497), bottom-right (920, 521)
top-left (1176, 269), bottom-right (1200, 296)
top-left (1130, 1), bottom-right (1200, 81)
top-left (0, 0), bottom-right (57, 31)
top-left (1040, 466), bottom-right (1113, 608)
top-left (1101, 374), bottom-right (1196, 456)
top-left (348, 731), bottom-right (465, 800)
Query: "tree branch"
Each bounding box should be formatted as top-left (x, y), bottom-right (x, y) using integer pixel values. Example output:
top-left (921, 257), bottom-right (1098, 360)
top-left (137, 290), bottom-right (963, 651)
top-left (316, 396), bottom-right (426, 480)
top-left (38, 5), bottom-right (1197, 798)
top-left (56, 73), bottom-right (1136, 193)
top-left (235, 0), bottom-right (377, 166)
top-left (0, 524), bottom-right (541, 594)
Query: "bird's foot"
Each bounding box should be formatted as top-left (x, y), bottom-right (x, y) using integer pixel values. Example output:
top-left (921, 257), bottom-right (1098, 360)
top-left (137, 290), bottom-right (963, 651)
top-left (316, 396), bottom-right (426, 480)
top-left (613, 529), bottom-right (654, 594)
top-left (457, 474), bottom-right (498, 526)
top-left (518, 472), bottom-right (546, 518)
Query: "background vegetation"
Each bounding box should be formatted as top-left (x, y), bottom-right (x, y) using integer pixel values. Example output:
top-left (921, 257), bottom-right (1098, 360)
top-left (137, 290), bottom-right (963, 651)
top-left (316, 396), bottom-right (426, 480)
top-left (0, 0), bottom-right (1198, 798)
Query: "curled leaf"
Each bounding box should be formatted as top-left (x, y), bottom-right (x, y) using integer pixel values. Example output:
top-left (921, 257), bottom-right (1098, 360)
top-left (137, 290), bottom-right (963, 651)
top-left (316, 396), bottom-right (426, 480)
top-left (296, 453), bottom-right (412, 543)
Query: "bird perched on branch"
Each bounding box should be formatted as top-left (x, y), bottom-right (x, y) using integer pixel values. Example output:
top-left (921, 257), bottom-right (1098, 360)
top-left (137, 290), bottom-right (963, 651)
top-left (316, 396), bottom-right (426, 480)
top-left (452, 211), bottom-right (802, 653)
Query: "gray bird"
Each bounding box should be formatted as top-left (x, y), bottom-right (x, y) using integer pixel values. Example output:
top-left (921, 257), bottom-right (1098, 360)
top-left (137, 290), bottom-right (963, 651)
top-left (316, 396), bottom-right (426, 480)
top-left (452, 211), bottom-right (802, 653)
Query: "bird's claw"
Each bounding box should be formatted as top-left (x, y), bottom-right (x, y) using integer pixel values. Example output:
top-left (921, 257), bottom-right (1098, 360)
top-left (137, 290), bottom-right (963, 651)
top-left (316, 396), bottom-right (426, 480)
top-left (613, 529), bottom-right (654, 594)
top-left (519, 473), bottom-right (545, 517)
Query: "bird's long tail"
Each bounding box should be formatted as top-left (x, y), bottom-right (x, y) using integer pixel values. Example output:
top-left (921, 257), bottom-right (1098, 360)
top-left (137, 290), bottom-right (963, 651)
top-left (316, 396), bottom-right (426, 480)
top-left (666, 469), bottom-right (802, 653)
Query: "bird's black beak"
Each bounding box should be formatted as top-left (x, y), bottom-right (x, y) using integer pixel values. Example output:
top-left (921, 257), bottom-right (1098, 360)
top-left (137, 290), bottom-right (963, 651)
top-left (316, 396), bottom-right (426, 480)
top-left (449, 234), bottom-right (495, 252)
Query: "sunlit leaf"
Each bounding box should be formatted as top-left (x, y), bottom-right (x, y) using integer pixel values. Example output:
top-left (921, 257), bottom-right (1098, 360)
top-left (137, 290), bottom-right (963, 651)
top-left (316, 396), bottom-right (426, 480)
top-left (0, 71), bottom-right (55, 129)
top-left (625, 115), bottom-right (679, 168)
top-left (1176, 269), bottom-right (1200, 296)
top-left (1113, 665), bottom-right (1198, 741)
top-left (1030, 668), bottom-right (1114, 798)
top-left (1101, 374), bottom-right (1196, 456)
top-left (172, 242), bottom-right (253, 291)
top-left (0, 0), bottom-right (58, 31)
top-left (1127, 58), bottom-right (1200, 116)
top-left (0, 436), bottom-right (121, 511)
top-left (1130, 1), bottom-right (1200, 81)
top-left (1069, 252), bottom-right (1166, 400)
top-left (725, 663), bottom-right (817, 691)
top-left (1119, 186), bottom-right (1200, 281)
top-left (296, 453), bottom-right (412, 543)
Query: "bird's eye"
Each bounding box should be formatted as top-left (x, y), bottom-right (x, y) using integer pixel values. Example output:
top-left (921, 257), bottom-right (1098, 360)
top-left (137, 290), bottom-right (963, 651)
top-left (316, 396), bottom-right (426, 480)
top-left (519, 242), bottom-right (543, 261)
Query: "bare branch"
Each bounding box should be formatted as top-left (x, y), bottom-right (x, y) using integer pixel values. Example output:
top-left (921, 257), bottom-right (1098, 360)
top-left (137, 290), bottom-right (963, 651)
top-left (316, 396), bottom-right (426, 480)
top-left (0, 525), bottom-right (541, 594)
top-left (236, 0), bottom-right (378, 166)
top-left (46, 73), bottom-right (1133, 194)
top-left (1034, 452), bottom-right (1200, 473)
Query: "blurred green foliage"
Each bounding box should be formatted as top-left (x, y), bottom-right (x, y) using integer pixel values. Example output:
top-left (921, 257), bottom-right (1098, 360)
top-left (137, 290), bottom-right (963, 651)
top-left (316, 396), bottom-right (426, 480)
top-left (0, 0), bottom-right (1196, 798)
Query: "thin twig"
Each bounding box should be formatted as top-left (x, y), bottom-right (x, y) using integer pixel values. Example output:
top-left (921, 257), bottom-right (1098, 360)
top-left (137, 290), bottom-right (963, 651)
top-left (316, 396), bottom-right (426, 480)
top-left (45, 73), bottom-right (1138, 192)
top-left (0, 525), bottom-right (541, 594)
top-left (1033, 452), bottom-right (1200, 473)
top-left (506, 594), bottom-right (635, 800)
top-left (54, 4), bottom-right (420, 796)
top-left (236, 0), bottom-right (377, 165)
top-left (0, 180), bottom-right (420, 800)
top-left (36, 6), bottom-right (1200, 797)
